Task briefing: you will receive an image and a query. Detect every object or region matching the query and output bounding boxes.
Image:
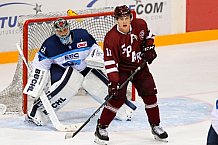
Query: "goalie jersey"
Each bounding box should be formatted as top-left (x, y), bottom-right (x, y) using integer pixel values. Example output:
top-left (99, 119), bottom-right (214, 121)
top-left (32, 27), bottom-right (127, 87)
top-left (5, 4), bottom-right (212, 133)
top-left (32, 28), bottom-right (101, 72)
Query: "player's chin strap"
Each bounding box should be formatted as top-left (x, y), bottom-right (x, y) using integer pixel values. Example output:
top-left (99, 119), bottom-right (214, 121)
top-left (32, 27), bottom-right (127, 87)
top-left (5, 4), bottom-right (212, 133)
top-left (16, 43), bottom-right (82, 132)
top-left (65, 61), bottom-right (147, 139)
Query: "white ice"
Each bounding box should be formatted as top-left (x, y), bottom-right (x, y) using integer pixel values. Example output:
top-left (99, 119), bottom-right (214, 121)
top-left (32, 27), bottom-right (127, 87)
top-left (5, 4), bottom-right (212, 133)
top-left (0, 40), bottom-right (218, 145)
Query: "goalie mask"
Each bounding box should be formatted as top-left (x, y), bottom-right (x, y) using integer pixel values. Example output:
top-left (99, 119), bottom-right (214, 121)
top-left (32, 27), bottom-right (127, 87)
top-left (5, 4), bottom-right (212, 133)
top-left (54, 18), bottom-right (71, 45)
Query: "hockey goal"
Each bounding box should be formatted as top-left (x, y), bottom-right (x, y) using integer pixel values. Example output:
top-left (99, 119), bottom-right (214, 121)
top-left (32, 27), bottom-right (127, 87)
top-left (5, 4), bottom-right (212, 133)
top-left (0, 8), bottom-right (136, 114)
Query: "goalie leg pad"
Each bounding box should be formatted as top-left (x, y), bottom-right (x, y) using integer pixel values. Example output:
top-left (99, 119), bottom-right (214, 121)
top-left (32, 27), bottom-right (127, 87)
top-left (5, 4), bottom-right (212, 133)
top-left (87, 69), bottom-right (136, 110)
top-left (82, 69), bottom-right (108, 103)
top-left (115, 103), bottom-right (134, 121)
top-left (82, 68), bottom-right (135, 121)
top-left (29, 67), bottom-right (84, 123)
top-left (41, 67), bottom-right (84, 111)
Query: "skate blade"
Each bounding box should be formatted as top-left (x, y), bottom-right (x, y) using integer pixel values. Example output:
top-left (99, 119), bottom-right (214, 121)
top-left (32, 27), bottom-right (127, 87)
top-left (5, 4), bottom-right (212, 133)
top-left (154, 135), bottom-right (168, 143)
top-left (24, 116), bottom-right (43, 126)
top-left (94, 136), bottom-right (108, 145)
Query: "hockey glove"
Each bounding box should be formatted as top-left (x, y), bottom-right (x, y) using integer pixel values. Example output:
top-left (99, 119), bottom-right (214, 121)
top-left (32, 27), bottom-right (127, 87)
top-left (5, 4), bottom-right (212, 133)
top-left (108, 82), bottom-right (119, 98)
top-left (140, 38), bottom-right (157, 64)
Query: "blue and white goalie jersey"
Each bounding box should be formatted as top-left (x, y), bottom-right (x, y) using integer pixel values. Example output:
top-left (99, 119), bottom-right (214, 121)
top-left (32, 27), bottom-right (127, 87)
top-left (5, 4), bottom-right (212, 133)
top-left (32, 29), bottom-right (102, 72)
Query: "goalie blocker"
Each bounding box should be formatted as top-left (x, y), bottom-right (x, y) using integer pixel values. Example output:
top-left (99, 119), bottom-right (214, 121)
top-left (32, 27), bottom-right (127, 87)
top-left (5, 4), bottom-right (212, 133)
top-left (24, 66), bottom-right (136, 127)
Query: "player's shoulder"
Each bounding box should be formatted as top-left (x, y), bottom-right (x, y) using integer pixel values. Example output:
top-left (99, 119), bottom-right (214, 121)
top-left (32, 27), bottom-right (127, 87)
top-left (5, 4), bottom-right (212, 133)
top-left (132, 18), bottom-right (147, 26)
top-left (105, 26), bottom-right (118, 39)
top-left (71, 28), bottom-right (93, 39)
top-left (71, 28), bottom-right (89, 35)
top-left (40, 35), bottom-right (59, 55)
top-left (71, 28), bottom-right (96, 44)
top-left (43, 34), bottom-right (58, 45)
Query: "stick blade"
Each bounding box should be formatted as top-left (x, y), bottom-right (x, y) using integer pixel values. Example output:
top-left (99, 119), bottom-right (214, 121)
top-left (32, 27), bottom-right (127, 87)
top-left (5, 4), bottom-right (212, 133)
top-left (65, 132), bottom-right (73, 139)
top-left (57, 123), bottom-right (83, 132)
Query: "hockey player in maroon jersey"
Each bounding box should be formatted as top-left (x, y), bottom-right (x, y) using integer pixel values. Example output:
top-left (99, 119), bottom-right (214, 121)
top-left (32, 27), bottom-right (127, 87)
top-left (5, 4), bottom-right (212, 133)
top-left (94, 5), bottom-right (168, 144)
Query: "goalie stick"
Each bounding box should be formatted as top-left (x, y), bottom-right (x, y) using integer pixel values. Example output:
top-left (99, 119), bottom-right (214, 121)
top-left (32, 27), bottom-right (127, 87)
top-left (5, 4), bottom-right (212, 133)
top-left (16, 43), bottom-right (82, 131)
top-left (65, 61), bottom-right (147, 139)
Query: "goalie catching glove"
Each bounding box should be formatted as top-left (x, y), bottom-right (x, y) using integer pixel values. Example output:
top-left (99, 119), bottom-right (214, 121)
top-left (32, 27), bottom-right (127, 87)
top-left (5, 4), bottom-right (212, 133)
top-left (140, 31), bottom-right (157, 64)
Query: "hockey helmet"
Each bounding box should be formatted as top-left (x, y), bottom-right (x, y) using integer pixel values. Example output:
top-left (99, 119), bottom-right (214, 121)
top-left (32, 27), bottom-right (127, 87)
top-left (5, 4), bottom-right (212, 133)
top-left (53, 18), bottom-right (71, 45)
top-left (114, 5), bottom-right (132, 19)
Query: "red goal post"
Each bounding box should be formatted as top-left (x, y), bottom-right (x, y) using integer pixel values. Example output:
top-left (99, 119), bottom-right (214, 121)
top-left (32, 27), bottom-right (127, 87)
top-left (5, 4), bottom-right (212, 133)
top-left (10, 8), bottom-right (136, 114)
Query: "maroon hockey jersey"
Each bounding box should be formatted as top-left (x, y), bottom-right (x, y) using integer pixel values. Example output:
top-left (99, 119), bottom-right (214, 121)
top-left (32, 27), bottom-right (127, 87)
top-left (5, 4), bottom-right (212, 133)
top-left (103, 18), bottom-right (150, 83)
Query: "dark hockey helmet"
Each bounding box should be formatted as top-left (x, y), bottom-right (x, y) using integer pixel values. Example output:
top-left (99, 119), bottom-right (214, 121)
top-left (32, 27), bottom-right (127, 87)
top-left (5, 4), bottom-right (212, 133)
top-left (114, 5), bottom-right (132, 19)
top-left (53, 18), bottom-right (71, 45)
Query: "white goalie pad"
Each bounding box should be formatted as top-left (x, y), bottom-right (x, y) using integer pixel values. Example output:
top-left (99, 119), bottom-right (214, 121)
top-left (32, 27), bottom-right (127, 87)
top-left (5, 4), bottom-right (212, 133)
top-left (40, 67), bottom-right (84, 111)
top-left (115, 103), bottom-right (134, 121)
top-left (23, 67), bottom-right (49, 98)
top-left (82, 69), bottom-right (135, 121)
top-left (28, 67), bottom-right (84, 125)
top-left (82, 69), bottom-right (107, 103)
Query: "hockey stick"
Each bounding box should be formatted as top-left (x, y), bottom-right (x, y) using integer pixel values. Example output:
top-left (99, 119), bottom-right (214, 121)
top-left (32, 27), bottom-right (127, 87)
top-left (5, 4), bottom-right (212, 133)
top-left (91, 68), bottom-right (137, 111)
top-left (16, 43), bottom-right (82, 131)
top-left (65, 61), bottom-right (147, 139)
top-left (86, 59), bottom-right (137, 111)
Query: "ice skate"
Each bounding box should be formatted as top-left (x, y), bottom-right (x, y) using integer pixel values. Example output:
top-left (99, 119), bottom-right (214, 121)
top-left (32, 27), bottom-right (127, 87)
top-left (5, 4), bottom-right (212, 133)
top-left (151, 124), bottom-right (168, 142)
top-left (94, 120), bottom-right (109, 145)
top-left (25, 114), bottom-right (43, 126)
top-left (25, 105), bottom-right (48, 126)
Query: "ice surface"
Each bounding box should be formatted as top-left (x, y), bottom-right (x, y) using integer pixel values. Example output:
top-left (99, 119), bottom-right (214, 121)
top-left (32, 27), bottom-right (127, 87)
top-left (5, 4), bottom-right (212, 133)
top-left (1, 40), bottom-right (218, 145)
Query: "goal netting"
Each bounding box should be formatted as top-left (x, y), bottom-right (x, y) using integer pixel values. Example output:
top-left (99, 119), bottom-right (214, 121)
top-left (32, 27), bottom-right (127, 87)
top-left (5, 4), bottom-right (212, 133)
top-left (0, 8), bottom-right (135, 114)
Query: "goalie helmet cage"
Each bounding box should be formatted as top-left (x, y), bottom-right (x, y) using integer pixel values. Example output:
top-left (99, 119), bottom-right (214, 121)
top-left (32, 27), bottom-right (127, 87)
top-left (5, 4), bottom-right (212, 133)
top-left (0, 8), bottom-right (136, 114)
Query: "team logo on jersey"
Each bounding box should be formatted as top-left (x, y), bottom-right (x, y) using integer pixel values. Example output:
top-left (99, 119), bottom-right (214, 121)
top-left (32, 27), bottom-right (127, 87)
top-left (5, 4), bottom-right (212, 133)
top-left (139, 30), bottom-right (145, 40)
top-left (77, 41), bottom-right (87, 48)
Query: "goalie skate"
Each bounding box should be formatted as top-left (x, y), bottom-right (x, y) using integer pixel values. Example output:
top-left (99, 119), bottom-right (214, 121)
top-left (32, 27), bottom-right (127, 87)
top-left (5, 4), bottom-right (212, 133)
top-left (25, 114), bottom-right (44, 126)
top-left (26, 113), bottom-right (83, 132)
